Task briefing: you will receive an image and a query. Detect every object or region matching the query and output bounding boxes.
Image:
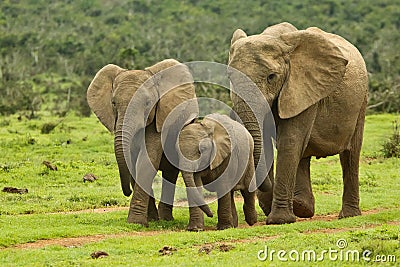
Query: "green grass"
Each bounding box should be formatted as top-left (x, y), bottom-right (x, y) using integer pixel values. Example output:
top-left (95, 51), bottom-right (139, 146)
top-left (0, 113), bottom-right (399, 266)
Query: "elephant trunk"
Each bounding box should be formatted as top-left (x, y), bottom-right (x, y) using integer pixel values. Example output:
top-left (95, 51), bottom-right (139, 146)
top-left (233, 101), bottom-right (262, 168)
top-left (233, 98), bottom-right (272, 192)
top-left (182, 171), bottom-right (213, 218)
top-left (114, 130), bottom-right (133, 197)
top-left (114, 115), bottom-right (135, 199)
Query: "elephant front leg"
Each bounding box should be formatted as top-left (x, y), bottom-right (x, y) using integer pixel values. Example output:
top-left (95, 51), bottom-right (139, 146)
top-left (267, 107), bottom-right (316, 225)
top-left (187, 206), bottom-right (205, 231)
top-left (158, 168), bottom-right (179, 221)
top-left (217, 192), bottom-right (234, 230)
top-left (127, 151), bottom-right (157, 226)
top-left (266, 145), bottom-right (298, 225)
top-left (230, 192), bottom-right (238, 228)
top-left (127, 183), bottom-right (150, 226)
top-left (293, 157), bottom-right (315, 218)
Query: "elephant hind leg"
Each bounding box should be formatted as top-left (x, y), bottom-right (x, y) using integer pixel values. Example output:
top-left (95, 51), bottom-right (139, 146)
top-left (217, 192), bottom-right (234, 230)
top-left (231, 191), bottom-right (238, 228)
top-left (339, 105), bottom-right (366, 218)
top-left (293, 157), bottom-right (315, 218)
top-left (257, 167), bottom-right (274, 217)
top-left (241, 189), bottom-right (257, 226)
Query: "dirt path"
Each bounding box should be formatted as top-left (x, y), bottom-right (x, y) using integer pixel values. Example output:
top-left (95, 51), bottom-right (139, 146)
top-left (5, 207), bottom-right (398, 250)
top-left (11, 230), bottom-right (171, 250)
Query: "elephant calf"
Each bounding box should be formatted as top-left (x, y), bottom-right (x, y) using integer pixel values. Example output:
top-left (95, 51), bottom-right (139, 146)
top-left (177, 113), bottom-right (258, 230)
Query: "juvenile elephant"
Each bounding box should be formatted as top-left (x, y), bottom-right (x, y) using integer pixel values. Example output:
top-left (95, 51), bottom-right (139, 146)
top-left (87, 59), bottom-right (198, 226)
top-left (228, 22), bottom-right (368, 224)
top-left (177, 113), bottom-right (257, 230)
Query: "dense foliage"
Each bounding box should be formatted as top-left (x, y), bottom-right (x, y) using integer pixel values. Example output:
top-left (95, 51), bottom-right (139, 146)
top-left (1, 0), bottom-right (399, 115)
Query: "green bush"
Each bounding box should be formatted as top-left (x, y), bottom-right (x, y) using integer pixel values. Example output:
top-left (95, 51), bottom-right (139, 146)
top-left (382, 120), bottom-right (400, 158)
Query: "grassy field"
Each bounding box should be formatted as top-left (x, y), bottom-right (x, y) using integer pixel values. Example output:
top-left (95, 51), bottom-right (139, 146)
top-left (0, 113), bottom-right (399, 266)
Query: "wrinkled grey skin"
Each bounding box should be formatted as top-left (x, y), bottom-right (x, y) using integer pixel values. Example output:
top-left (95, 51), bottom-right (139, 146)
top-left (229, 22), bottom-right (368, 224)
top-left (87, 59), bottom-right (199, 226)
top-left (177, 114), bottom-right (257, 230)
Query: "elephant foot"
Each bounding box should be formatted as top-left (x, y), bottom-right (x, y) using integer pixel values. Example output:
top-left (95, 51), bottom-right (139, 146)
top-left (339, 205), bottom-right (361, 219)
top-left (217, 222), bottom-right (234, 230)
top-left (158, 202), bottom-right (174, 221)
top-left (217, 217), bottom-right (235, 230)
top-left (266, 208), bottom-right (296, 225)
top-left (187, 221), bottom-right (204, 232)
top-left (147, 210), bottom-right (159, 222)
top-left (127, 214), bottom-right (149, 227)
top-left (245, 213), bottom-right (258, 226)
top-left (243, 204), bottom-right (257, 226)
top-left (293, 196), bottom-right (314, 218)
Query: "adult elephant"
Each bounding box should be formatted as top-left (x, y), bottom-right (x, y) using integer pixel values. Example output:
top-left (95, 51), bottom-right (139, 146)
top-left (228, 22), bottom-right (368, 224)
top-left (87, 59), bottom-right (198, 226)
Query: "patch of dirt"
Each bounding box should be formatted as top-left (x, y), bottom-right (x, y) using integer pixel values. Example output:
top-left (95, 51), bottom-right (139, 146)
top-left (198, 243), bottom-right (235, 254)
top-left (39, 207), bottom-right (129, 216)
top-left (90, 250), bottom-right (109, 259)
top-left (8, 231), bottom-right (170, 250)
top-left (158, 246), bottom-right (177, 256)
top-left (42, 160), bottom-right (57, 171)
top-left (198, 244), bottom-right (213, 254)
top-left (2, 187), bottom-right (28, 194)
top-left (83, 173), bottom-right (98, 183)
top-left (218, 244), bottom-right (234, 252)
top-left (294, 207), bottom-right (392, 223)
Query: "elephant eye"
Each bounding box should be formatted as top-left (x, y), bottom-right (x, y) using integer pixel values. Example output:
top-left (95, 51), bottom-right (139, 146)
top-left (267, 73), bottom-right (277, 84)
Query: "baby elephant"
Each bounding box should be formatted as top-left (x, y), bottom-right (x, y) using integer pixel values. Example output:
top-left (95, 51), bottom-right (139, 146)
top-left (177, 113), bottom-right (257, 230)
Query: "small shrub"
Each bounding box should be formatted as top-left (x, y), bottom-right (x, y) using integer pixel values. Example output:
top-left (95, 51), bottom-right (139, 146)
top-left (41, 122), bottom-right (58, 134)
top-left (0, 119), bottom-right (10, 127)
top-left (26, 133), bottom-right (36, 145)
top-left (382, 120), bottom-right (400, 158)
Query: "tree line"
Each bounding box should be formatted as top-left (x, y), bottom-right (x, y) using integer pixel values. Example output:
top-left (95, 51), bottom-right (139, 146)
top-left (1, 0), bottom-right (399, 116)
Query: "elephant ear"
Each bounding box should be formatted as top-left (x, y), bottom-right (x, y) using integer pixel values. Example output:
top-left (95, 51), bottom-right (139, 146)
top-left (145, 59), bottom-right (198, 132)
top-left (201, 117), bottom-right (231, 170)
top-left (231, 29), bottom-right (247, 46)
top-left (278, 29), bottom-right (348, 119)
top-left (87, 64), bottom-right (125, 132)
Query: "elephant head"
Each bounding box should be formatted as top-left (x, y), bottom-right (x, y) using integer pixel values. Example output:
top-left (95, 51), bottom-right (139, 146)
top-left (228, 22), bottom-right (348, 182)
top-left (87, 59), bottom-right (198, 197)
top-left (178, 116), bottom-right (231, 172)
